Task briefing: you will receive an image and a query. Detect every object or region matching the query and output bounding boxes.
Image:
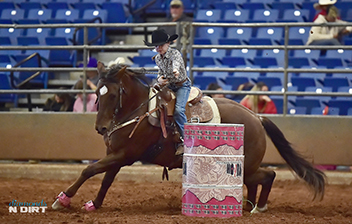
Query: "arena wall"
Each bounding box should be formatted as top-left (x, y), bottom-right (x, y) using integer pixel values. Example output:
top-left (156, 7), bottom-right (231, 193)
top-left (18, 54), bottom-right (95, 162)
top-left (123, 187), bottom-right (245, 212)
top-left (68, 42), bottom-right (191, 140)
top-left (0, 113), bottom-right (351, 165)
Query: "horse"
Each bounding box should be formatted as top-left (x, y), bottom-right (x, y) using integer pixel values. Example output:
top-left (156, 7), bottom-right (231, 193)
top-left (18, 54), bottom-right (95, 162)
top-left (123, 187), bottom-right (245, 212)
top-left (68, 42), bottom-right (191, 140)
top-left (52, 62), bottom-right (326, 213)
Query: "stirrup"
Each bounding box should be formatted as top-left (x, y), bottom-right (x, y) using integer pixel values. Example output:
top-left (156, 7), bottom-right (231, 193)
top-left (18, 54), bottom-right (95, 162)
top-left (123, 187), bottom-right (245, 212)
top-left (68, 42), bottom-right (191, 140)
top-left (175, 143), bottom-right (184, 156)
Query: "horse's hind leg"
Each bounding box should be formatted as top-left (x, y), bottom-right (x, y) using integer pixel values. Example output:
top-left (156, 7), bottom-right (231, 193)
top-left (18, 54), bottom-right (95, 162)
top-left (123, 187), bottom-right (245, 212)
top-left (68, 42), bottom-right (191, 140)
top-left (244, 168), bottom-right (276, 213)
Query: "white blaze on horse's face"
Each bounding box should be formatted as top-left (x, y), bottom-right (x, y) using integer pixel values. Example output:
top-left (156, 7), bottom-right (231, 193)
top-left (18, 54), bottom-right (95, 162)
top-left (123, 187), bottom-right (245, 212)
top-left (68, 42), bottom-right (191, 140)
top-left (99, 85), bottom-right (108, 96)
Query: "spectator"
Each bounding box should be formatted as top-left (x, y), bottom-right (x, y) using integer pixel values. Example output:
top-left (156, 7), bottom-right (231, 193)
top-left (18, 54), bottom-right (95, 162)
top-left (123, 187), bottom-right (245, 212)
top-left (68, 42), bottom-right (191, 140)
top-left (306, 6), bottom-right (352, 45)
top-left (43, 88), bottom-right (74, 112)
top-left (206, 82), bottom-right (225, 98)
top-left (77, 57), bottom-right (99, 90)
top-left (240, 82), bottom-right (277, 114)
top-left (313, 0), bottom-right (338, 21)
top-left (162, 0), bottom-right (193, 40)
top-left (233, 82), bottom-right (255, 102)
top-left (73, 80), bottom-right (97, 112)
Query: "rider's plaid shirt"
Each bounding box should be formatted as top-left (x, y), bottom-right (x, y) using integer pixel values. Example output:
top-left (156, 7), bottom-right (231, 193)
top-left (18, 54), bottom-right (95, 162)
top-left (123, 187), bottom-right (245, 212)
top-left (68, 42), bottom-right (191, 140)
top-left (153, 47), bottom-right (187, 84)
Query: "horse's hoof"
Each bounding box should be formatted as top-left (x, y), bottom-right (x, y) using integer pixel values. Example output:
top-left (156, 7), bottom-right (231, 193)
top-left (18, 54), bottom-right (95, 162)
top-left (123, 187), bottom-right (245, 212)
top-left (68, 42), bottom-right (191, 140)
top-left (82, 200), bottom-right (96, 211)
top-left (250, 204), bottom-right (268, 214)
top-left (52, 192), bottom-right (71, 210)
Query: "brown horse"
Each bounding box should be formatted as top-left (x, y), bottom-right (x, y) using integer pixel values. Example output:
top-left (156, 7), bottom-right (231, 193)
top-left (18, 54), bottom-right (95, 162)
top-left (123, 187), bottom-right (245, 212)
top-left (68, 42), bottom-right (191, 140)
top-left (52, 63), bottom-right (325, 213)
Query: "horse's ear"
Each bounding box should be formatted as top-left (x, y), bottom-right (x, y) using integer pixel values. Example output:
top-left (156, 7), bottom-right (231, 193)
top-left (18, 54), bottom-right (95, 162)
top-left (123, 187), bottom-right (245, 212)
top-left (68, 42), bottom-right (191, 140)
top-left (97, 61), bottom-right (106, 73)
top-left (115, 65), bottom-right (127, 80)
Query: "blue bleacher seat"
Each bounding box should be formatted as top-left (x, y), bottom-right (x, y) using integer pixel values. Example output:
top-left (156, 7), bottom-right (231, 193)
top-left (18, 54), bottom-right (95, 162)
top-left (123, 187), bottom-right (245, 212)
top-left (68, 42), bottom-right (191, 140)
top-left (220, 9), bottom-right (250, 23)
top-left (193, 38), bottom-right (212, 45)
top-left (27, 9), bottom-right (53, 23)
top-left (328, 99), bottom-right (352, 115)
top-left (81, 9), bottom-right (108, 23)
top-left (54, 9), bottom-right (80, 22)
top-left (138, 49), bottom-right (157, 57)
top-left (270, 2), bottom-right (295, 18)
top-left (220, 57), bottom-right (247, 67)
top-left (323, 77), bottom-right (351, 92)
top-left (288, 27), bottom-right (310, 43)
top-left (278, 39), bottom-right (304, 46)
top-left (298, 72), bottom-right (325, 86)
top-left (17, 36), bottom-right (40, 46)
top-left (45, 37), bottom-right (74, 67)
top-left (271, 85), bottom-right (298, 103)
top-left (212, 2), bottom-right (238, 13)
top-left (0, 28), bottom-right (23, 45)
top-left (253, 57), bottom-right (277, 68)
top-left (250, 9), bottom-right (279, 22)
top-left (1, 9), bottom-right (25, 22)
top-left (0, 37), bottom-right (12, 46)
top-left (279, 9), bottom-right (310, 22)
top-left (0, 73), bottom-right (15, 103)
top-left (193, 76), bottom-right (218, 90)
top-left (195, 9), bottom-right (222, 22)
top-left (241, 2), bottom-right (266, 19)
top-left (271, 98), bottom-right (283, 114)
top-left (233, 71), bottom-right (260, 82)
top-left (0, 2), bottom-right (15, 16)
top-left (193, 56), bottom-right (217, 67)
top-left (248, 38), bottom-right (274, 46)
top-left (136, 0), bottom-right (166, 16)
top-left (46, 2), bottom-right (69, 18)
top-left (310, 106), bottom-right (340, 115)
top-left (291, 77), bottom-right (317, 91)
top-left (230, 49), bottom-right (257, 65)
top-left (300, 2), bottom-right (316, 21)
top-left (218, 38), bottom-right (242, 45)
top-left (325, 50), bottom-right (352, 64)
top-left (25, 28), bottom-right (51, 45)
top-left (262, 49), bottom-right (285, 67)
top-left (18, 2), bottom-right (42, 16)
top-left (255, 27), bottom-right (283, 43)
top-left (130, 56), bottom-right (155, 67)
top-left (288, 57), bottom-right (312, 68)
top-left (288, 107), bottom-right (307, 115)
top-left (52, 27), bottom-right (74, 42)
top-left (11, 54), bottom-right (48, 88)
top-left (304, 86), bottom-right (332, 104)
top-left (348, 108), bottom-right (352, 116)
top-left (101, 2), bottom-right (127, 23)
top-left (316, 58), bottom-right (345, 69)
top-left (196, 27), bottom-right (225, 44)
top-left (292, 49), bottom-right (321, 61)
top-left (71, 2), bottom-right (97, 18)
top-left (294, 98), bottom-right (323, 114)
top-left (226, 27), bottom-right (253, 44)
top-left (257, 77), bottom-right (282, 90)
top-left (199, 49), bottom-right (227, 59)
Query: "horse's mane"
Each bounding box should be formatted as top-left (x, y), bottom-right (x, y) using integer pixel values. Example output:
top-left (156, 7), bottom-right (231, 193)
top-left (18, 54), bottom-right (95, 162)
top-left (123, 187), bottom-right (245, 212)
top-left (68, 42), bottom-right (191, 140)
top-left (103, 63), bottom-right (152, 87)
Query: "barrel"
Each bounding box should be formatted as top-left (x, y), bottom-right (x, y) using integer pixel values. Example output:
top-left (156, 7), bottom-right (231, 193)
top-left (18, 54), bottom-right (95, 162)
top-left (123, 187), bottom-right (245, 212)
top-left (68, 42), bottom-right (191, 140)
top-left (182, 123), bottom-right (244, 218)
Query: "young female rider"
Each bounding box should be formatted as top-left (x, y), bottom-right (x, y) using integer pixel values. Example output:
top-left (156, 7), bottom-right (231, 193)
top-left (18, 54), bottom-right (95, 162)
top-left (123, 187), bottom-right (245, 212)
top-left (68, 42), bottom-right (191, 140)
top-left (144, 29), bottom-right (191, 155)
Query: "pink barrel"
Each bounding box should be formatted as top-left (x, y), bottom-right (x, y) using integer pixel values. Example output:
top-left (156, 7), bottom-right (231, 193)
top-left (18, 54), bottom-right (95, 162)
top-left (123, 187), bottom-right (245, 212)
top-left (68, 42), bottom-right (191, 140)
top-left (182, 123), bottom-right (244, 218)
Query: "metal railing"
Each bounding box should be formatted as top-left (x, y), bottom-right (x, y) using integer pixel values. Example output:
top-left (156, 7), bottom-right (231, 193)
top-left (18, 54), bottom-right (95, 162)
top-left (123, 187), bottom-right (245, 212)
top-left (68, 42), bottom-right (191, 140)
top-left (0, 21), bottom-right (352, 115)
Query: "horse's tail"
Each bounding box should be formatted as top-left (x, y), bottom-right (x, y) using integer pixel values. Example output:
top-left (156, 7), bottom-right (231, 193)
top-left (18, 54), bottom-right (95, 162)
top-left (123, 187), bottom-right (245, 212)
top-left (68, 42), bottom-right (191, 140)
top-left (260, 116), bottom-right (326, 201)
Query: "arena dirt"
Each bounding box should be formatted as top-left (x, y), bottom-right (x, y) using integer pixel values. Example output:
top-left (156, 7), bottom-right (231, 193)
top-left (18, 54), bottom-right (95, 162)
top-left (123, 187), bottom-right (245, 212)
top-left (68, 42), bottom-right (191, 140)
top-left (1, 178), bottom-right (351, 224)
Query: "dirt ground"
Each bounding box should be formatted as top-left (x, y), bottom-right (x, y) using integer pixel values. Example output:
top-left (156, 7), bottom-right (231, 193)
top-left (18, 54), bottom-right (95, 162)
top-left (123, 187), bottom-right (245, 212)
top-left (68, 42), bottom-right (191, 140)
top-left (1, 177), bottom-right (352, 224)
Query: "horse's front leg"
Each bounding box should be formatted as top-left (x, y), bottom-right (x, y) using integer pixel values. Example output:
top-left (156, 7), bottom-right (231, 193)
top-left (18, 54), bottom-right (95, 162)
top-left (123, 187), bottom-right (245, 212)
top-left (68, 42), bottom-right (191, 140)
top-left (84, 166), bottom-right (120, 211)
top-left (52, 151), bottom-right (126, 210)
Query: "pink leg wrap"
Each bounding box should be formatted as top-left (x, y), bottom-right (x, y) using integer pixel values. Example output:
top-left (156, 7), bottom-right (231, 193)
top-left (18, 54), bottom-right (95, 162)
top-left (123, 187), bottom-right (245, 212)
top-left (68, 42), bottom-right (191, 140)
top-left (84, 200), bottom-right (96, 211)
top-left (56, 192), bottom-right (71, 208)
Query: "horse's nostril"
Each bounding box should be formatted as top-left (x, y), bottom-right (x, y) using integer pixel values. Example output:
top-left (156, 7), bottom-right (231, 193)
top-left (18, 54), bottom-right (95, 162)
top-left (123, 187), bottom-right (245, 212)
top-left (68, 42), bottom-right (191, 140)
top-left (95, 126), bottom-right (108, 135)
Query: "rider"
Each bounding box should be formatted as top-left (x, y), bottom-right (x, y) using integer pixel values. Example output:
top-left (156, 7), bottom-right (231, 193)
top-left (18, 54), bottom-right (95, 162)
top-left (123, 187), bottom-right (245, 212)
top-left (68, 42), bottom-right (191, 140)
top-left (144, 29), bottom-right (191, 155)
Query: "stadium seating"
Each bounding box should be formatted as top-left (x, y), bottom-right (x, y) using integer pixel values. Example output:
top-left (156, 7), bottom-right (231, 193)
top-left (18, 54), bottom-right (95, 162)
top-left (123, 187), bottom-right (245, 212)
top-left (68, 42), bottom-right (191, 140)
top-left (0, 73), bottom-right (15, 104)
top-left (328, 99), bottom-right (352, 115)
top-left (220, 9), bottom-right (250, 23)
top-left (194, 9), bottom-right (222, 22)
top-left (294, 98), bottom-right (323, 114)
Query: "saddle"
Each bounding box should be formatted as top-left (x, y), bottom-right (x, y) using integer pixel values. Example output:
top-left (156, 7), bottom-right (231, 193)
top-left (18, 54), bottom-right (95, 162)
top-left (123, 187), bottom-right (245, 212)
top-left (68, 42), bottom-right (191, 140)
top-left (148, 86), bottom-right (220, 138)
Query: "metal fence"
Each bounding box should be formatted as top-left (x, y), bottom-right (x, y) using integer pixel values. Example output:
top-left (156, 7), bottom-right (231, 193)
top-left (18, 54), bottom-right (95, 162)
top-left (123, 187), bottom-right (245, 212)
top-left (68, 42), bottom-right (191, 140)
top-left (0, 21), bottom-right (352, 115)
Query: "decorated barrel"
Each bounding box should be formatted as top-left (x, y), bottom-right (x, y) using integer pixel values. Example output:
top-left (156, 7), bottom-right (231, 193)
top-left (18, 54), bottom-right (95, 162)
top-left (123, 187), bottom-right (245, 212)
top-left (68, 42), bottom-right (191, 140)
top-left (182, 123), bottom-right (244, 218)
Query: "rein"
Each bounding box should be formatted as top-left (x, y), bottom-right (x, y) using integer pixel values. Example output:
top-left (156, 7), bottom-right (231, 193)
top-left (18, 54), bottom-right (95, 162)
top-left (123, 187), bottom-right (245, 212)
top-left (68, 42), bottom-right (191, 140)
top-left (107, 87), bottom-right (161, 138)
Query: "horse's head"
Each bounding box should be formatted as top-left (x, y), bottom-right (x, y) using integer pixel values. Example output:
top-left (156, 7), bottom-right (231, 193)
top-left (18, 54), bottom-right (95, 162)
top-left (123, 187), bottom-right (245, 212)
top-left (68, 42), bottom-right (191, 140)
top-left (94, 61), bottom-right (149, 135)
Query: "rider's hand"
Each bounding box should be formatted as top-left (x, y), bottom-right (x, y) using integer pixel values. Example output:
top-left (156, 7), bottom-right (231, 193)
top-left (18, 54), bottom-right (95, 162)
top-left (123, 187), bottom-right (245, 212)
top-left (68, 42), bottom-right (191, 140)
top-left (173, 69), bottom-right (180, 78)
top-left (157, 76), bottom-right (169, 85)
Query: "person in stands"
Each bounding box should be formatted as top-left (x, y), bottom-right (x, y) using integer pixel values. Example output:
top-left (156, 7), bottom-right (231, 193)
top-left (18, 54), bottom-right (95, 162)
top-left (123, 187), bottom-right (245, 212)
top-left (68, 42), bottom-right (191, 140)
top-left (307, 6), bottom-right (352, 45)
top-left (73, 80), bottom-right (97, 112)
top-left (43, 88), bottom-right (74, 112)
top-left (240, 82), bottom-right (277, 114)
top-left (206, 82), bottom-right (225, 98)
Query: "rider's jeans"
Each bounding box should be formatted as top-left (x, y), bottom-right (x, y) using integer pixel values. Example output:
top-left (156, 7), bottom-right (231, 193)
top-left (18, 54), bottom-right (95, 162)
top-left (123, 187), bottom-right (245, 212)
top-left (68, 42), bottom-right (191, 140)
top-left (169, 80), bottom-right (191, 138)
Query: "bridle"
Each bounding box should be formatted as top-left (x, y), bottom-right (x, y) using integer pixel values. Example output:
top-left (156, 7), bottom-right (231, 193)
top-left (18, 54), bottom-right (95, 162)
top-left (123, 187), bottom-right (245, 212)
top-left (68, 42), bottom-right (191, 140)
top-left (97, 71), bottom-right (162, 138)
